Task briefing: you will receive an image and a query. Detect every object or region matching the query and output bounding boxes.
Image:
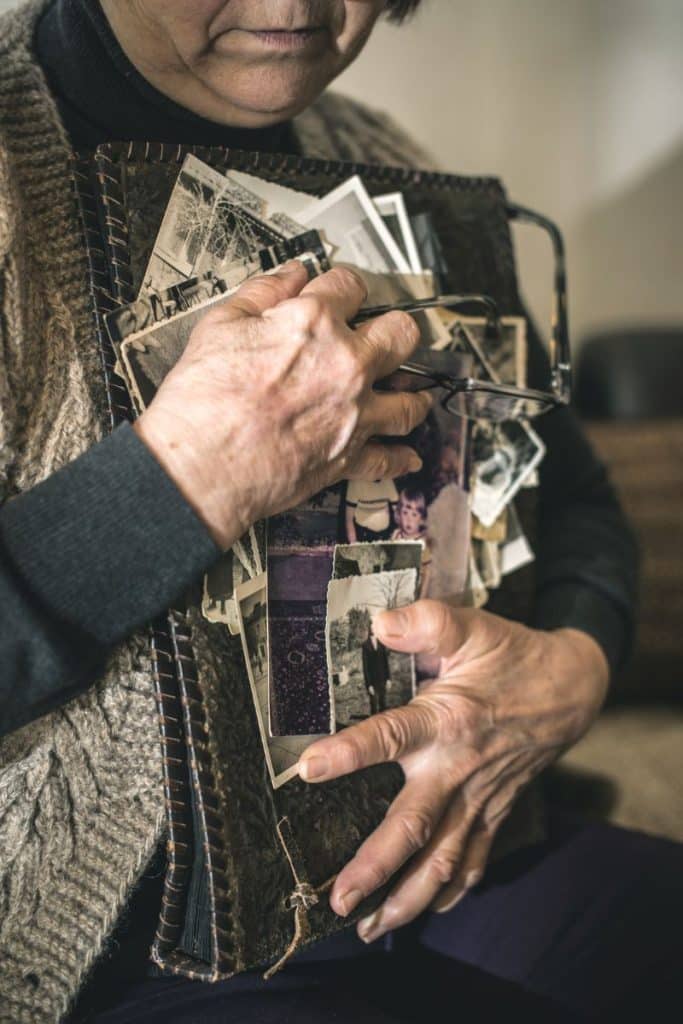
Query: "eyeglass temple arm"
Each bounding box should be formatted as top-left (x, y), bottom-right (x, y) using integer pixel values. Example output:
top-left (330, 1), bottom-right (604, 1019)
top-left (350, 293), bottom-right (500, 328)
top-left (506, 202), bottom-right (571, 402)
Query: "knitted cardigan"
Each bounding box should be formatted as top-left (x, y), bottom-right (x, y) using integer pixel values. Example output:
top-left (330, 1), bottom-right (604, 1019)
top-left (0, 2), bottom-right (436, 1021)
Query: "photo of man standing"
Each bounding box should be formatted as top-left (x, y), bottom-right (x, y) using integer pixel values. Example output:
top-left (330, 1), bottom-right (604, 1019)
top-left (362, 623), bottom-right (391, 714)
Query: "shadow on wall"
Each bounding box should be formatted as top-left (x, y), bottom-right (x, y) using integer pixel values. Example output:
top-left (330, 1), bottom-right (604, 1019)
top-left (573, 140), bottom-right (683, 337)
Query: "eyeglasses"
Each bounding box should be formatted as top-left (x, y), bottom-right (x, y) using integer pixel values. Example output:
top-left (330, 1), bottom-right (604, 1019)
top-left (351, 204), bottom-right (571, 423)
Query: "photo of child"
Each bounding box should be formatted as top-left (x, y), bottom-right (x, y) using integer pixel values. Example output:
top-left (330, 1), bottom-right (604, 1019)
top-left (391, 486), bottom-right (432, 597)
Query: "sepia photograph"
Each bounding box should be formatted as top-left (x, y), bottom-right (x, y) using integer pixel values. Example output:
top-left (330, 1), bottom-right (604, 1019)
top-left (451, 315), bottom-right (528, 389)
top-left (326, 569), bottom-right (417, 730)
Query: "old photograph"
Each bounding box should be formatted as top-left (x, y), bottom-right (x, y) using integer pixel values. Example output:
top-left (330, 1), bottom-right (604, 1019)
top-left (235, 574), bottom-right (322, 788)
top-left (470, 419), bottom-right (546, 527)
top-left (326, 569), bottom-right (418, 730)
top-left (297, 174), bottom-right (411, 275)
top-left (141, 153), bottom-right (294, 294)
top-left (268, 485), bottom-right (342, 552)
top-left (450, 314), bottom-right (528, 388)
top-left (500, 502), bottom-right (535, 576)
top-left (374, 191), bottom-right (423, 274)
top-left (333, 540), bottom-right (424, 580)
top-left (202, 548), bottom-right (248, 634)
top-left (267, 550), bottom-right (335, 737)
top-left (340, 407), bottom-right (471, 601)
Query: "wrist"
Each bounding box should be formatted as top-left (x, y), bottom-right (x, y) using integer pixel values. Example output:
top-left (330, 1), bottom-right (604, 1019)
top-left (552, 626), bottom-right (610, 725)
top-left (133, 413), bottom-right (249, 551)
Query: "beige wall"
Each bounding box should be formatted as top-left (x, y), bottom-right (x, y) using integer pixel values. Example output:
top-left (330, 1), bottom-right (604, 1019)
top-left (337, 0), bottom-right (683, 345)
top-left (2, 0), bottom-right (681, 346)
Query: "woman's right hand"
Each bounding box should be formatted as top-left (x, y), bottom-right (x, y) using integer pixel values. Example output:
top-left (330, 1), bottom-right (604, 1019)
top-left (134, 261), bottom-right (431, 550)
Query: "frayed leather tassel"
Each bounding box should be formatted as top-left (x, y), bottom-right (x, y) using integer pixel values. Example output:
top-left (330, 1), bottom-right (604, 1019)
top-left (263, 817), bottom-right (337, 980)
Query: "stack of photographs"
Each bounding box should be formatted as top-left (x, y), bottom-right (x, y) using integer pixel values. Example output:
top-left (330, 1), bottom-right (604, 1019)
top-left (105, 153), bottom-right (543, 788)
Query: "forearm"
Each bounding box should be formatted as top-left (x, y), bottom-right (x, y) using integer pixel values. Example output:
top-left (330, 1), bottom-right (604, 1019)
top-left (0, 422), bottom-right (220, 737)
top-left (525, 319), bottom-right (639, 677)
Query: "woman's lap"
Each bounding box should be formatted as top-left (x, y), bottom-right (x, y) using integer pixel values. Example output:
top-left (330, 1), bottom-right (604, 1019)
top-left (87, 815), bottom-right (683, 1022)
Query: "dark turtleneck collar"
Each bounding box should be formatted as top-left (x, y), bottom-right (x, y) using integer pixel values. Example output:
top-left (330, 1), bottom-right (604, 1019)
top-left (34, 0), bottom-right (300, 153)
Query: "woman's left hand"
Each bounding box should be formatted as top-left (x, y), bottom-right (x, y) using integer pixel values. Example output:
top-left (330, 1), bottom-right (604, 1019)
top-left (297, 600), bottom-right (609, 943)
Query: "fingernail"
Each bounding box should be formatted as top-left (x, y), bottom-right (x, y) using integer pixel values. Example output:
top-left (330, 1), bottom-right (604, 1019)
top-left (465, 868), bottom-right (483, 890)
top-left (337, 889), bottom-right (363, 917)
top-left (435, 889), bottom-right (465, 914)
top-left (298, 755), bottom-right (329, 782)
top-left (375, 609), bottom-right (408, 638)
top-left (357, 910), bottom-right (383, 943)
top-left (280, 259), bottom-right (302, 273)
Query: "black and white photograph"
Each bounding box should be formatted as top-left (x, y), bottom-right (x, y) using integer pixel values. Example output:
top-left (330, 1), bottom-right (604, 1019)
top-left (106, 273), bottom-right (227, 352)
top-left (500, 502), bottom-right (535, 577)
top-left (296, 174), bottom-right (411, 275)
top-left (202, 548), bottom-right (247, 634)
top-left (141, 153), bottom-right (293, 294)
top-left (326, 569), bottom-right (417, 730)
top-left (333, 540), bottom-right (424, 580)
top-left (470, 419), bottom-right (546, 527)
top-left (373, 191), bottom-right (423, 274)
top-left (235, 574), bottom-right (322, 788)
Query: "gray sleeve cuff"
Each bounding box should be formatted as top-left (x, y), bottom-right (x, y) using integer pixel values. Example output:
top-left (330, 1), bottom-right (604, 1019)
top-left (532, 580), bottom-right (632, 679)
top-left (0, 422), bottom-right (221, 646)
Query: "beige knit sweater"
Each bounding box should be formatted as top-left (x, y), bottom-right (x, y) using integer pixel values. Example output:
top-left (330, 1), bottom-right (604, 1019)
top-left (0, 3), bottom-right (434, 1020)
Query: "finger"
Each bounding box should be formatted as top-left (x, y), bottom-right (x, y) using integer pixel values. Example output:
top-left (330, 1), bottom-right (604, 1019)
top-left (373, 600), bottom-right (476, 657)
top-left (297, 702), bottom-right (438, 783)
top-left (355, 793), bottom-right (477, 942)
top-left (299, 264), bottom-right (369, 322)
top-left (329, 775), bottom-right (451, 918)
top-left (216, 260), bottom-right (309, 321)
top-left (344, 442), bottom-right (423, 482)
top-left (361, 389), bottom-right (433, 439)
top-left (429, 818), bottom-right (497, 913)
top-left (354, 310), bottom-right (422, 381)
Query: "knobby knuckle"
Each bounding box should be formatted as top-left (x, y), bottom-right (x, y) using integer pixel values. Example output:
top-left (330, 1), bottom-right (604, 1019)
top-left (389, 310), bottom-right (420, 347)
top-left (428, 846), bottom-right (462, 886)
top-left (363, 447), bottom-right (391, 481)
top-left (393, 809), bottom-right (433, 855)
top-left (330, 265), bottom-right (368, 303)
top-left (288, 295), bottom-right (332, 335)
top-left (394, 393), bottom-right (416, 436)
top-left (333, 343), bottom-right (365, 396)
top-left (363, 859), bottom-right (393, 892)
top-left (334, 735), bottom-right (366, 775)
top-left (375, 711), bottom-right (411, 761)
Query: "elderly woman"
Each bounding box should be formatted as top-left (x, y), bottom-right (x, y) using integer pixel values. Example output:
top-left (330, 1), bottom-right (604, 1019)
top-left (0, 1), bottom-right (680, 1022)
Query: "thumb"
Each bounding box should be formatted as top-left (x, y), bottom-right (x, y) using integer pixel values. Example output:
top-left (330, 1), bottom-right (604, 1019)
top-left (217, 259), bottom-right (309, 322)
top-left (373, 600), bottom-right (473, 658)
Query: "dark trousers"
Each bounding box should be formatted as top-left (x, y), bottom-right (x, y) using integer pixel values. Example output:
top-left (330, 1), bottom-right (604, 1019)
top-left (80, 815), bottom-right (683, 1023)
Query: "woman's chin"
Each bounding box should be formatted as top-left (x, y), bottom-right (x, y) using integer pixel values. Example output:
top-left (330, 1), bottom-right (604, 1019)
top-left (203, 62), bottom-right (330, 125)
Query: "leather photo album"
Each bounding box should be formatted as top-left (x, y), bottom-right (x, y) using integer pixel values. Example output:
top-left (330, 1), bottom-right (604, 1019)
top-left (71, 142), bottom-right (538, 983)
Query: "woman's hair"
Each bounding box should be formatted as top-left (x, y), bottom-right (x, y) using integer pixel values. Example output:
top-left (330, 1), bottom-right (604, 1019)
top-left (386, 0), bottom-right (422, 23)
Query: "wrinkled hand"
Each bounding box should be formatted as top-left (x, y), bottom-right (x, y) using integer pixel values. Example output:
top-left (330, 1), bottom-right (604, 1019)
top-left (135, 261), bottom-right (430, 549)
top-left (297, 601), bottom-right (609, 942)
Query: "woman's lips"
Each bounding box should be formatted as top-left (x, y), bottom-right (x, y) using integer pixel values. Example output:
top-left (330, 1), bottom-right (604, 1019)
top-left (238, 28), bottom-right (326, 51)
